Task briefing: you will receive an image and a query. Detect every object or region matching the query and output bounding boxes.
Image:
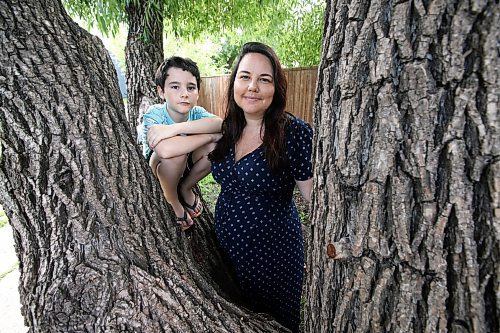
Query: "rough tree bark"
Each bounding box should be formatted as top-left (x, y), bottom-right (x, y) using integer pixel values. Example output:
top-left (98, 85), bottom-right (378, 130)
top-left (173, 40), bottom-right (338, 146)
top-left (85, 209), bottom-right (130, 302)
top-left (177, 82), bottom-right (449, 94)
top-left (125, 0), bottom-right (163, 136)
top-left (0, 0), bottom-right (287, 331)
top-left (304, 0), bottom-right (498, 332)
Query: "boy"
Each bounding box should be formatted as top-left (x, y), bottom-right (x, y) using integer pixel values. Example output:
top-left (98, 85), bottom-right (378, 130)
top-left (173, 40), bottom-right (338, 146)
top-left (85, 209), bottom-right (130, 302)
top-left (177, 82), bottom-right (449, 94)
top-left (142, 56), bottom-right (222, 230)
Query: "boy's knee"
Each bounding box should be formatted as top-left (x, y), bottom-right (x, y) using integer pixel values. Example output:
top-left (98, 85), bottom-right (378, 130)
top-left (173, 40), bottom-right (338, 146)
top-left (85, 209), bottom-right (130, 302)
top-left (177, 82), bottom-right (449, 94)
top-left (149, 152), bottom-right (161, 176)
top-left (190, 145), bottom-right (213, 166)
top-left (206, 141), bottom-right (217, 153)
top-left (160, 154), bottom-right (188, 167)
top-left (150, 152), bottom-right (188, 176)
top-left (195, 142), bottom-right (217, 159)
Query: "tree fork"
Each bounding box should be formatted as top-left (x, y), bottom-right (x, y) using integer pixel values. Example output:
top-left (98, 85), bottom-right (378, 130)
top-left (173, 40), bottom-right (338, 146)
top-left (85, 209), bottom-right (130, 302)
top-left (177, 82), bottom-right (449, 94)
top-left (0, 0), bottom-right (289, 331)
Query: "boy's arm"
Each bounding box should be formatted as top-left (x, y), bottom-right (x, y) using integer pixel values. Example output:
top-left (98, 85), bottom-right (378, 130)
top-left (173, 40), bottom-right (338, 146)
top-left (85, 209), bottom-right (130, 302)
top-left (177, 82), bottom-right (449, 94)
top-left (142, 107), bottom-right (162, 158)
top-left (147, 117), bottom-right (222, 149)
top-left (153, 133), bottom-right (222, 159)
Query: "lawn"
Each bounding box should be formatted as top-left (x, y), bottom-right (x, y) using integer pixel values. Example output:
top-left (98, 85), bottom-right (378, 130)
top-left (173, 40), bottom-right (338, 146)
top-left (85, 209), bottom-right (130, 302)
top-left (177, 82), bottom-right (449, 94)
top-left (0, 208), bottom-right (7, 229)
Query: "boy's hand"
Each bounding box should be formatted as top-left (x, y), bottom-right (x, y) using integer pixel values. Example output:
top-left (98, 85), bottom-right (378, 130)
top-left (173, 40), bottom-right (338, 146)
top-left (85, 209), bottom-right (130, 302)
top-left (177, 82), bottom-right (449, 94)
top-left (147, 124), bottom-right (178, 148)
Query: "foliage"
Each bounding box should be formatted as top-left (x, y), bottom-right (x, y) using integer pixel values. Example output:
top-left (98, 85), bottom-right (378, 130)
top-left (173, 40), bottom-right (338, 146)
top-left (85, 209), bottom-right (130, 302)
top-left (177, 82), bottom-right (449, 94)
top-left (208, 0), bottom-right (325, 68)
top-left (162, 0), bottom-right (286, 39)
top-left (0, 209), bottom-right (7, 229)
top-left (275, 1), bottom-right (325, 67)
top-left (64, 0), bottom-right (278, 38)
top-left (198, 174), bottom-right (220, 213)
top-left (183, 1), bottom-right (326, 69)
top-left (163, 35), bottom-right (228, 75)
top-left (63, 0), bottom-right (325, 71)
top-left (210, 41), bottom-right (240, 73)
top-left (63, 0), bottom-right (127, 36)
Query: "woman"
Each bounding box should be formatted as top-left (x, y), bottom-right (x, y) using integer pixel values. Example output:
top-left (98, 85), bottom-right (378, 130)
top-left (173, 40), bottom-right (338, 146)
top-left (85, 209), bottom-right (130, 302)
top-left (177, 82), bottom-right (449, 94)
top-left (209, 42), bottom-right (313, 332)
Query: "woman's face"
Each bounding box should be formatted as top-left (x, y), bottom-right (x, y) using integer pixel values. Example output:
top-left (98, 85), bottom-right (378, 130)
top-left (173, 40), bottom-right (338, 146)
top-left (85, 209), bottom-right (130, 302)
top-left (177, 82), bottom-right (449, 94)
top-left (233, 52), bottom-right (275, 119)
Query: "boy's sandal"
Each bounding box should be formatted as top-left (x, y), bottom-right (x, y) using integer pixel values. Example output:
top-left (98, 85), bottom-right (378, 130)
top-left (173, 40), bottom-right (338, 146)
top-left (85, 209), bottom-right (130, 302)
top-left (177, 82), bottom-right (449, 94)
top-left (183, 190), bottom-right (203, 218)
top-left (176, 211), bottom-right (193, 231)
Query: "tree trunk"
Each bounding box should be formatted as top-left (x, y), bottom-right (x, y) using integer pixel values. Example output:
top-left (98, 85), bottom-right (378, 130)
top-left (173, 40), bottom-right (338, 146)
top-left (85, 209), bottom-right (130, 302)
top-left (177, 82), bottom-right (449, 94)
top-left (125, 0), bottom-right (163, 137)
top-left (0, 0), bottom-right (288, 331)
top-left (304, 0), bottom-right (498, 332)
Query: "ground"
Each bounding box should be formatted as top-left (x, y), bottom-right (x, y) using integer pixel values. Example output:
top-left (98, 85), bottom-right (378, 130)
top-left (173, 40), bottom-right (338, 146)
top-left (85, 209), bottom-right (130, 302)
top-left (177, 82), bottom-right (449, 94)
top-left (0, 223), bottom-right (26, 333)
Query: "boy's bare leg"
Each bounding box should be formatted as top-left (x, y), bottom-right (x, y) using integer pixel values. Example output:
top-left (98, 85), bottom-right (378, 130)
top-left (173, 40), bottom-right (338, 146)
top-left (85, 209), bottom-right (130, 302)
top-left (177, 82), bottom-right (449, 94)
top-left (150, 152), bottom-right (193, 229)
top-left (179, 142), bottom-right (216, 217)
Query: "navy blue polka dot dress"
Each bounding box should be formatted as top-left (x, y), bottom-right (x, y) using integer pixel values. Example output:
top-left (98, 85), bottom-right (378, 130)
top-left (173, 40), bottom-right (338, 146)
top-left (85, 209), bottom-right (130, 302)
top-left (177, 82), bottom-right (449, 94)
top-left (212, 116), bottom-right (313, 332)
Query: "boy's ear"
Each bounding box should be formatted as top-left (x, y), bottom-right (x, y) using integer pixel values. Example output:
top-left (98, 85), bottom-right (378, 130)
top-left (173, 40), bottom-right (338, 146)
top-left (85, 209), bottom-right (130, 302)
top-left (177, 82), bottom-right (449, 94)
top-left (156, 86), bottom-right (164, 98)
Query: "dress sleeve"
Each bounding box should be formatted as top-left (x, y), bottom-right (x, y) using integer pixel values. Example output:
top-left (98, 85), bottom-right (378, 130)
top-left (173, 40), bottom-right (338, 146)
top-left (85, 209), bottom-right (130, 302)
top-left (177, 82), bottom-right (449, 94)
top-left (287, 117), bottom-right (313, 181)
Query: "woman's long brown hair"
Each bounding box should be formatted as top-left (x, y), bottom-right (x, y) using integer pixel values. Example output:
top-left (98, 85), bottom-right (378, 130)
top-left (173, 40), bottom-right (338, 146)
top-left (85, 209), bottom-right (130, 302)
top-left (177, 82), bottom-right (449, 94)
top-left (209, 42), bottom-right (289, 173)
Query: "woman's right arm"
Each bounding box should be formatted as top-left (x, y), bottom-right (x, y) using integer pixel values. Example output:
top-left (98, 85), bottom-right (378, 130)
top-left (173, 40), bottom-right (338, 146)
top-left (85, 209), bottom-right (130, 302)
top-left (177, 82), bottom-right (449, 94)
top-left (296, 178), bottom-right (313, 203)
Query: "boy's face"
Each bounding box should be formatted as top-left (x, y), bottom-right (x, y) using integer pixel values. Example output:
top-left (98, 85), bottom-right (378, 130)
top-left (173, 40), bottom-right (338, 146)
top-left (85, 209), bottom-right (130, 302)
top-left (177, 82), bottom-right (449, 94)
top-left (158, 67), bottom-right (199, 119)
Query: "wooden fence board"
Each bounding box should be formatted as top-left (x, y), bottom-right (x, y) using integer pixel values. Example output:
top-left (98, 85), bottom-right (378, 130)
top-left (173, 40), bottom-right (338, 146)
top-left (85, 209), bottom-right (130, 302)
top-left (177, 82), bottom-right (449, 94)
top-left (198, 66), bottom-right (317, 124)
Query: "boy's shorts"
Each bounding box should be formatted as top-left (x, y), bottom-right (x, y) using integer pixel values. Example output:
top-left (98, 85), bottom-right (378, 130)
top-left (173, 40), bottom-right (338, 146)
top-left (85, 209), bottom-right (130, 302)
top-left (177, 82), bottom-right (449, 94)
top-left (179, 152), bottom-right (195, 190)
top-left (183, 152), bottom-right (194, 175)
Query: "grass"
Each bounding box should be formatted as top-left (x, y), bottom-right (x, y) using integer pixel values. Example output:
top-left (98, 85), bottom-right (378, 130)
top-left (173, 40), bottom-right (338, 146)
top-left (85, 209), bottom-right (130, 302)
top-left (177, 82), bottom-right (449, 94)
top-left (198, 173), bottom-right (221, 214)
top-left (294, 188), bottom-right (311, 224)
top-left (0, 209), bottom-right (7, 229)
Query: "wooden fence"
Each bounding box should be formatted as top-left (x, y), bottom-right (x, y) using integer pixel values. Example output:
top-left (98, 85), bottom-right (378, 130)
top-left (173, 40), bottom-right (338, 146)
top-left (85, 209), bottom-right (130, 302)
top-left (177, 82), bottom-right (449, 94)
top-left (198, 66), bottom-right (318, 124)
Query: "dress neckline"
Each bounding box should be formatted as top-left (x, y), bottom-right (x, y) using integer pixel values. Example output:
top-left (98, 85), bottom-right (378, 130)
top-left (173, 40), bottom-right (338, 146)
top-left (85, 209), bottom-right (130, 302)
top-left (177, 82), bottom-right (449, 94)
top-left (233, 144), bottom-right (263, 165)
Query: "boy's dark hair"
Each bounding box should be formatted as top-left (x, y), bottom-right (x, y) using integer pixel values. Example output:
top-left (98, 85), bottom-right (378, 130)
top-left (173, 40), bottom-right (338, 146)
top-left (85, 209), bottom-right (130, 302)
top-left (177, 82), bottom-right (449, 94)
top-left (155, 56), bottom-right (201, 89)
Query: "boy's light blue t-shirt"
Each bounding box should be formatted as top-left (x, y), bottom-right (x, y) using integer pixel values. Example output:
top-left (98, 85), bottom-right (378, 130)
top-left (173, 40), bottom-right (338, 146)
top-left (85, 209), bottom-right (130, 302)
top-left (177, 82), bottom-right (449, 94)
top-left (141, 103), bottom-right (214, 159)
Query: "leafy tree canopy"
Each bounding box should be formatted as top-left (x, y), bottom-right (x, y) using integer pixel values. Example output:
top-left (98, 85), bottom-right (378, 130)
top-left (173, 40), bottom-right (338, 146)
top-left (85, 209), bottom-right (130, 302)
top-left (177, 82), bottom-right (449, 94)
top-left (64, 0), bottom-right (287, 38)
top-left (211, 0), bottom-right (325, 68)
top-left (64, 0), bottom-right (324, 70)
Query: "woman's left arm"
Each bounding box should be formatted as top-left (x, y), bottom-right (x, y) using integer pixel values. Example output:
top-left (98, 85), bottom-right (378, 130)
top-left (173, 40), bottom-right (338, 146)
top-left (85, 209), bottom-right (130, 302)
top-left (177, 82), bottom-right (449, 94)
top-left (296, 177), bottom-right (313, 203)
